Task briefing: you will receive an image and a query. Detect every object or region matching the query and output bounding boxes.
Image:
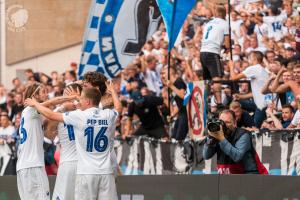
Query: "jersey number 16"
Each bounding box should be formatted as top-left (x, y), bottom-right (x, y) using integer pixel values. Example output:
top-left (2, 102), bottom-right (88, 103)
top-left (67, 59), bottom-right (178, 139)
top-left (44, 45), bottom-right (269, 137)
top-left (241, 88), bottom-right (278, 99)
top-left (84, 127), bottom-right (108, 152)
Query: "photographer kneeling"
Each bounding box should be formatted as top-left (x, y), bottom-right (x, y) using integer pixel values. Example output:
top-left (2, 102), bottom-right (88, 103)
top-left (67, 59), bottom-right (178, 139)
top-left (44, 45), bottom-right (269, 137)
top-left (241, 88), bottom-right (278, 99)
top-left (203, 110), bottom-right (267, 174)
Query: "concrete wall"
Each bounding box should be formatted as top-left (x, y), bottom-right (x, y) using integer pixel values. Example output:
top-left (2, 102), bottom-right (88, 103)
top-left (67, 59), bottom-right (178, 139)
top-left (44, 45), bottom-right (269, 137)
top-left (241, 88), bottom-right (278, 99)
top-left (0, 0), bottom-right (90, 89)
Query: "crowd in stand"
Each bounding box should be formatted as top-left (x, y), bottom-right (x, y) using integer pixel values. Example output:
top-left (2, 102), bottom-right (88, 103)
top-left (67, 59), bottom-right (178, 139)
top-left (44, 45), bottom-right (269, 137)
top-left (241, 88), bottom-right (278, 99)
top-left (0, 0), bottom-right (300, 175)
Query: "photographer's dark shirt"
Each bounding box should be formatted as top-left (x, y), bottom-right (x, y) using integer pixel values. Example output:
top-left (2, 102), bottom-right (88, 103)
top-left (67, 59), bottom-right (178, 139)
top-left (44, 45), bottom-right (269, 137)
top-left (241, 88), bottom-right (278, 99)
top-left (128, 95), bottom-right (164, 130)
top-left (237, 111), bottom-right (255, 128)
top-left (173, 78), bottom-right (187, 114)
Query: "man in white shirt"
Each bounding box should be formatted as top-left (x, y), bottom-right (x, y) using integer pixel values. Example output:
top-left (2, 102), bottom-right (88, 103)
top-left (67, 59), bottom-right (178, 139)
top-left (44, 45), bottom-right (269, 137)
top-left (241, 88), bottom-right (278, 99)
top-left (0, 114), bottom-right (15, 138)
top-left (263, 5), bottom-right (288, 41)
top-left (17, 83), bottom-right (77, 200)
top-left (25, 87), bottom-right (118, 200)
top-left (142, 55), bottom-right (163, 96)
top-left (200, 5), bottom-right (230, 108)
top-left (229, 51), bottom-right (269, 128)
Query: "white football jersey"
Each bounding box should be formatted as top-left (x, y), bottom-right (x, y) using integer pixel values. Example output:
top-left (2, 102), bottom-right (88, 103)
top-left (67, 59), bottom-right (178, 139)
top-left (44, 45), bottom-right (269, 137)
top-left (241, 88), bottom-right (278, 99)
top-left (263, 13), bottom-right (287, 41)
top-left (17, 107), bottom-right (45, 171)
top-left (201, 18), bottom-right (229, 55)
top-left (57, 122), bottom-right (77, 164)
top-left (63, 107), bottom-right (118, 175)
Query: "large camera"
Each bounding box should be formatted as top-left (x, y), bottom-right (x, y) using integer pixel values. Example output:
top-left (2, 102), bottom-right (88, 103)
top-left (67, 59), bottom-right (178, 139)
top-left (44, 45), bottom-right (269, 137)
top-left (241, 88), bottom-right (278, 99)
top-left (206, 119), bottom-right (227, 146)
top-left (207, 119), bottom-right (226, 133)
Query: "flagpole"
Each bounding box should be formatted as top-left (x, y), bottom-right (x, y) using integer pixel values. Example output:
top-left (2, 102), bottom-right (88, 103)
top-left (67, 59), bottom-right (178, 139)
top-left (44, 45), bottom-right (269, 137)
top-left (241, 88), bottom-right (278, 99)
top-left (228, 0), bottom-right (233, 60)
top-left (168, 0), bottom-right (178, 116)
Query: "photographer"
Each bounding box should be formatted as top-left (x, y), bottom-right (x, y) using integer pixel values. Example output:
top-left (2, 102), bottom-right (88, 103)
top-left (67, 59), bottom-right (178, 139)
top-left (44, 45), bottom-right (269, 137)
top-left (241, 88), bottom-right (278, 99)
top-left (203, 110), bottom-right (266, 174)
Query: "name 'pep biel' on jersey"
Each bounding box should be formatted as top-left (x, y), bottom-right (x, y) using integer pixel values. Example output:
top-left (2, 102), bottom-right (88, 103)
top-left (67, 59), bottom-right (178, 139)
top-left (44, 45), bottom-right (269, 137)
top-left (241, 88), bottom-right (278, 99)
top-left (17, 107), bottom-right (45, 171)
top-left (201, 18), bottom-right (229, 55)
top-left (63, 107), bottom-right (118, 175)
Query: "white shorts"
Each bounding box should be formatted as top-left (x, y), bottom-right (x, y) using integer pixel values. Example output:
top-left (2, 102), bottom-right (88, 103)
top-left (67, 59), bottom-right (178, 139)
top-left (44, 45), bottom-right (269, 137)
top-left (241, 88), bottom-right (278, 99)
top-left (75, 174), bottom-right (118, 200)
top-left (52, 161), bottom-right (77, 200)
top-left (17, 167), bottom-right (50, 200)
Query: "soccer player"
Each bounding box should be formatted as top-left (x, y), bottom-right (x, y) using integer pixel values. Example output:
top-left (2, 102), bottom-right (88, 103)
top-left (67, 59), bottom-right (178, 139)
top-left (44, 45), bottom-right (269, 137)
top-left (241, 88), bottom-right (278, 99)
top-left (50, 83), bottom-right (82, 200)
top-left (80, 72), bottom-right (122, 177)
top-left (17, 83), bottom-right (78, 200)
top-left (25, 86), bottom-right (119, 200)
top-left (200, 5), bottom-right (230, 108)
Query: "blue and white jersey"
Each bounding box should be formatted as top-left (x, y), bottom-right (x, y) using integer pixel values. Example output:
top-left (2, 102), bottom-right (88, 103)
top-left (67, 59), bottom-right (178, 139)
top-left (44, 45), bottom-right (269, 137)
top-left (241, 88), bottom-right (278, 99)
top-left (57, 117), bottom-right (78, 164)
top-left (17, 107), bottom-right (44, 171)
top-left (201, 17), bottom-right (229, 55)
top-left (63, 107), bottom-right (118, 175)
top-left (263, 13), bottom-right (287, 41)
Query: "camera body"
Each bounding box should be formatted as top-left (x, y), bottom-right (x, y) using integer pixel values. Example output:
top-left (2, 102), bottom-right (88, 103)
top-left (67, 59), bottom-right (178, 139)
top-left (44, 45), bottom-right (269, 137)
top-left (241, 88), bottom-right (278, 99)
top-left (207, 118), bottom-right (227, 133)
top-left (206, 118), bottom-right (228, 146)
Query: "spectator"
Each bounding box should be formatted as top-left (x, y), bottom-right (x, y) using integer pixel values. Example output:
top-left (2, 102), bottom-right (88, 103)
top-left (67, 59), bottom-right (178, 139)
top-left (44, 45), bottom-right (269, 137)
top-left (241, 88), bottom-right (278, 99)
top-left (141, 55), bottom-right (163, 96)
top-left (10, 92), bottom-right (24, 121)
top-left (124, 90), bottom-right (168, 139)
top-left (230, 51), bottom-right (269, 128)
top-left (25, 68), bottom-right (41, 82)
top-left (281, 104), bottom-right (295, 128)
top-left (162, 67), bottom-right (188, 141)
top-left (200, 5), bottom-right (230, 109)
top-left (0, 114), bottom-right (16, 138)
top-left (229, 101), bottom-right (255, 128)
top-left (271, 64), bottom-right (300, 99)
top-left (64, 70), bottom-right (77, 85)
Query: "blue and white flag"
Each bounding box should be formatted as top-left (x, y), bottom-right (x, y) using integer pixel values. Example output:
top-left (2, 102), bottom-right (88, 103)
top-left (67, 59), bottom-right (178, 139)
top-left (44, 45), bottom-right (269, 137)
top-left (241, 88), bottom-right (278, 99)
top-left (79, 0), bottom-right (161, 79)
top-left (156, 0), bottom-right (197, 51)
top-left (183, 82), bottom-right (194, 106)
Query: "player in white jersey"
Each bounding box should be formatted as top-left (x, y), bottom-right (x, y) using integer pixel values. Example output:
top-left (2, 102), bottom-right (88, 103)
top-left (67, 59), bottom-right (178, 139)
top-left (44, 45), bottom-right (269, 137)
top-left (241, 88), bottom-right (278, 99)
top-left (25, 87), bottom-right (119, 200)
top-left (200, 5), bottom-right (230, 109)
top-left (17, 83), bottom-right (78, 200)
top-left (81, 72), bottom-right (122, 177)
top-left (50, 83), bottom-right (83, 200)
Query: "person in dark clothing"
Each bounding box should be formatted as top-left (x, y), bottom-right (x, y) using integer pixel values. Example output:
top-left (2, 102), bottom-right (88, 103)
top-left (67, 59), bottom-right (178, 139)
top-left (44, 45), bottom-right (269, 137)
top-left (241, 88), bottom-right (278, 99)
top-left (124, 91), bottom-right (168, 139)
top-left (229, 101), bottom-right (255, 128)
top-left (203, 110), bottom-right (262, 174)
top-left (10, 93), bottom-right (24, 121)
top-left (163, 67), bottom-right (188, 141)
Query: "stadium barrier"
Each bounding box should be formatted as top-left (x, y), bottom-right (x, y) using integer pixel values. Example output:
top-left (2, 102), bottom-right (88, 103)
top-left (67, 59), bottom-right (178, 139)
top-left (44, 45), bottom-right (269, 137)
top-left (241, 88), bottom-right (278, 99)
top-left (115, 129), bottom-right (300, 175)
top-left (2, 129), bottom-right (300, 176)
top-left (0, 175), bottom-right (300, 200)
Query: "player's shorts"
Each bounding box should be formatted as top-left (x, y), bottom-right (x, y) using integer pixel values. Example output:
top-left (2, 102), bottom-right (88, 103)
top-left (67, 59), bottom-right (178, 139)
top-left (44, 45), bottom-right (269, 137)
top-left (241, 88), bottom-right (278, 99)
top-left (200, 52), bottom-right (224, 80)
top-left (75, 174), bottom-right (118, 200)
top-left (17, 167), bottom-right (50, 200)
top-left (52, 161), bottom-right (77, 200)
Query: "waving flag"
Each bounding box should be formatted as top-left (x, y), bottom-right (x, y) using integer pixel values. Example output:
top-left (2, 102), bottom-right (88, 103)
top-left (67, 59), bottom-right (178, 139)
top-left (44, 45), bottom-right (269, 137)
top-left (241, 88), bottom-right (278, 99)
top-left (183, 82), bottom-right (194, 106)
top-left (79, 0), bottom-right (161, 79)
top-left (156, 0), bottom-right (197, 51)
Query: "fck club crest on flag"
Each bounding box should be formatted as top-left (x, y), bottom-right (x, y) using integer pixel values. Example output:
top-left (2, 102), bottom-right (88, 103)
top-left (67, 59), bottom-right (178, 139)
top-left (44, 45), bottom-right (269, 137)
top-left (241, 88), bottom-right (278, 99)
top-left (79, 0), bottom-right (161, 79)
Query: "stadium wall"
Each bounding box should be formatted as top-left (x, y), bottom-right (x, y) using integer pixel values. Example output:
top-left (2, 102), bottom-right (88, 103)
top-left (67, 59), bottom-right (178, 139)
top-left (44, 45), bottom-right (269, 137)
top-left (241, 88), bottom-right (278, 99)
top-left (0, 0), bottom-right (89, 89)
top-left (0, 175), bottom-right (300, 200)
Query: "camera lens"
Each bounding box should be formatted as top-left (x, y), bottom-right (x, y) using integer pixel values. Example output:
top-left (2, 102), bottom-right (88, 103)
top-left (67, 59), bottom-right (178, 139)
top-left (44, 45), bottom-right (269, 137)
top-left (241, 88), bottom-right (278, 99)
top-left (207, 122), bottom-right (220, 132)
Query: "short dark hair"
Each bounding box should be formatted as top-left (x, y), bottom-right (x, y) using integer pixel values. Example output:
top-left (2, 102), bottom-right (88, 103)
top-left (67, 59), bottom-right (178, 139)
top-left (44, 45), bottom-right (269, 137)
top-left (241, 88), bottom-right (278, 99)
top-left (83, 71), bottom-right (107, 95)
top-left (25, 68), bottom-right (34, 73)
top-left (282, 105), bottom-right (294, 113)
top-left (68, 70), bottom-right (77, 79)
top-left (252, 51), bottom-right (264, 64)
top-left (83, 88), bottom-right (102, 106)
